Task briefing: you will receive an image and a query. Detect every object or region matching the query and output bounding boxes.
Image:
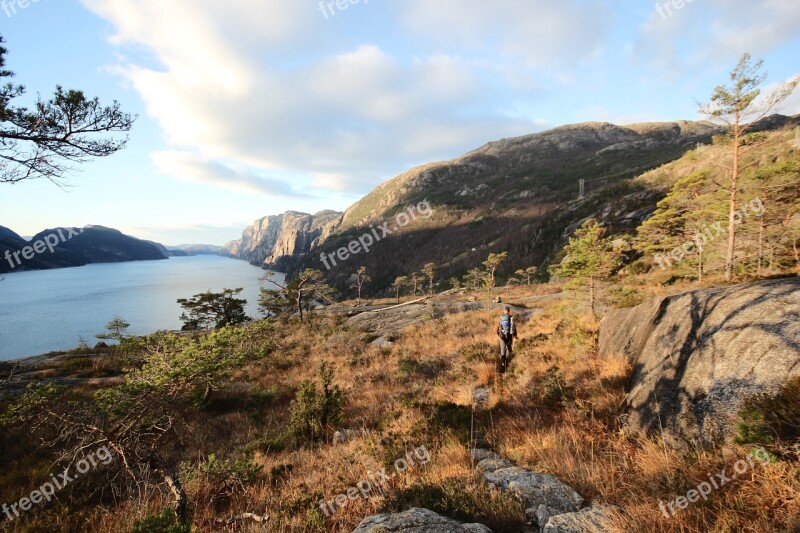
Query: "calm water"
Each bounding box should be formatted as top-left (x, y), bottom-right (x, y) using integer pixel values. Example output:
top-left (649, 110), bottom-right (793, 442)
top-left (0, 256), bottom-right (282, 360)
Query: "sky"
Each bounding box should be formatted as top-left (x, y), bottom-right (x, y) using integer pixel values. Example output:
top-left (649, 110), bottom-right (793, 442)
top-left (1, 0), bottom-right (798, 246)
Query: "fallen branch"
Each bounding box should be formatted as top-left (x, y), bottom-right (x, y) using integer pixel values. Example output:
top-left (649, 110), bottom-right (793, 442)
top-left (215, 511), bottom-right (270, 525)
top-left (366, 296), bottom-right (431, 314)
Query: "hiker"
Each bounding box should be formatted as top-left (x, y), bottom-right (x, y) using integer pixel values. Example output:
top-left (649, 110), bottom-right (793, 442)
top-left (496, 306), bottom-right (518, 373)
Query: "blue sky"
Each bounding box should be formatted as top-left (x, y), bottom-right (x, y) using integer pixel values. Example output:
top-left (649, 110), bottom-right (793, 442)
top-left (1, 0), bottom-right (798, 246)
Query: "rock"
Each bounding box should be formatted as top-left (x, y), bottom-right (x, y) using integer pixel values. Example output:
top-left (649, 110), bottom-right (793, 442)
top-left (483, 467), bottom-right (583, 514)
top-left (599, 277), bottom-right (800, 446)
top-left (332, 429), bottom-right (361, 445)
top-left (476, 457), bottom-right (515, 474)
top-left (471, 449), bottom-right (502, 462)
top-left (371, 336), bottom-right (393, 348)
top-left (473, 387), bottom-right (490, 406)
top-left (351, 507), bottom-right (492, 533)
top-left (542, 505), bottom-right (618, 532)
top-left (533, 505), bottom-right (564, 529)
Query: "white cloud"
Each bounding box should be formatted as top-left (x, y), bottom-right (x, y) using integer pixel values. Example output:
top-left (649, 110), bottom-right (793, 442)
top-left (151, 150), bottom-right (308, 197)
top-left (635, 0), bottom-right (800, 75)
top-left (398, 0), bottom-right (612, 67)
top-left (78, 0), bottom-right (568, 196)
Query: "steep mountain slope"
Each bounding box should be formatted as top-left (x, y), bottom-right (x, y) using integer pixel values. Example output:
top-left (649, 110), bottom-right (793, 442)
top-left (231, 115), bottom-right (797, 294)
top-left (297, 119), bottom-right (726, 290)
top-left (339, 120), bottom-right (720, 230)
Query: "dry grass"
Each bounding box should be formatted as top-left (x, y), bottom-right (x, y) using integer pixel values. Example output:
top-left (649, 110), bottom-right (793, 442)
top-left (0, 285), bottom-right (797, 532)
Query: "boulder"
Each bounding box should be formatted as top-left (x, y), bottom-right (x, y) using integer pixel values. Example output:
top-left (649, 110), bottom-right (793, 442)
top-left (599, 277), bottom-right (800, 446)
top-left (332, 429), bottom-right (361, 445)
top-left (483, 467), bottom-right (583, 514)
top-left (542, 505), bottom-right (618, 532)
top-left (476, 457), bottom-right (515, 474)
top-left (351, 507), bottom-right (492, 532)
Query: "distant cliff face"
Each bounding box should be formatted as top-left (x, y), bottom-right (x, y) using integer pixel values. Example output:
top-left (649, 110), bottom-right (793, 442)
top-left (225, 210), bottom-right (342, 270)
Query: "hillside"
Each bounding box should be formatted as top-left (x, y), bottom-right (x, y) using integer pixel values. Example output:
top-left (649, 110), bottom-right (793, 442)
top-left (1, 281), bottom-right (797, 532)
top-left (0, 225), bottom-right (169, 274)
top-left (227, 119), bottom-right (726, 284)
top-left (224, 115), bottom-right (797, 293)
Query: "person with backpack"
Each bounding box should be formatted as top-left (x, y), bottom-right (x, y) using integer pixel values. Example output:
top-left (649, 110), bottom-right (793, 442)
top-left (496, 306), bottom-right (518, 373)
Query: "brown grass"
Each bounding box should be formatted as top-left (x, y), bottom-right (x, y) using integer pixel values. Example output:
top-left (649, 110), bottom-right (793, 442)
top-left (0, 285), bottom-right (797, 532)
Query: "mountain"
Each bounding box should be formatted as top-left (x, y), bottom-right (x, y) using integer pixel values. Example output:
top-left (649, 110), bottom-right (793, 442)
top-left (168, 244), bottom-right (226, 255)
top-left (226, 115), bottom-right (798, 292)
top-left (225, 210), bottom-right (343, 270)
top-left (0, 225), bottom-right (169, 274)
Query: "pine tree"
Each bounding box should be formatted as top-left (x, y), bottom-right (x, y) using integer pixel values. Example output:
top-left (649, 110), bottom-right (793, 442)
top-left (698, 53), bottom-right (798, 281)
top-left (482, 252), bottom-right (508, 289)
top-left (636, 171), bottom-right (726, 281)
top-left (551, 219), bottom-right (620, 314)
top-left (422, 262), bottom-right (437, 296)
top-left (392, 275), bottom-right (409, 303)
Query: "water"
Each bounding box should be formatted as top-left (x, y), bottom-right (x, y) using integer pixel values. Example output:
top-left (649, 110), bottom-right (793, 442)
top-left (0, 256), bottom-right (282, 360)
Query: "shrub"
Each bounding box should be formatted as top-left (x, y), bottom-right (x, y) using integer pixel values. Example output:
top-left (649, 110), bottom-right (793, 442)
top-left (735, 377), bottom-right (800, 454)
top-left (458, 342), bottom-right (494, 363)
top-left (131, 509), bottom-right (190, 533)
top-left (539, 366), bottom-right (574, 407)
top-left (288, 362), bottom-right (345, 442)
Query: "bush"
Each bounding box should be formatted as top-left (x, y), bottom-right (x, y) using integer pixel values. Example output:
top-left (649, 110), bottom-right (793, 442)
top-left (539, 366), bottom-right (574, 407)
top-left (458, 342), bottom-right (494, 363)
top-left (735, 377), bottom-right (800, 453)
top-left (288, 362), bottom-right (345, 442)
top-left (428, 402), bottom-right (472, 442)
top-left (384, 479), bottom-right (525, 533)
top-left (606, 285), bottom-right (645, 309)
top-left (398, 356), bottom-right (446, 378)
top-left (131, 509), bottom-right (190, 533)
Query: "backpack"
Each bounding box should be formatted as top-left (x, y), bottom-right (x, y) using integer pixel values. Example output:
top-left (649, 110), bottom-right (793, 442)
top-left (499, 315), bottom-right (514, 339)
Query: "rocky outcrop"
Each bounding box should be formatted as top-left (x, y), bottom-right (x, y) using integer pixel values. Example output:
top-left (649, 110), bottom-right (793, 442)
top-left (225, 210), bottom-right (342, 269)
top-left (351, 507), bottom-right (492, 533)
top-left (343, 292), bottom-right (564, 337)
top-left (599, 277), bottom-right (800, 446)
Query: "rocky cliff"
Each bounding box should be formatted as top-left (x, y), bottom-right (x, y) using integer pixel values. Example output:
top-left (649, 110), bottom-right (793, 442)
top-left (225, 210), bottom-right (342, 270)
top-left (599, 277), bottom-right (800, 447)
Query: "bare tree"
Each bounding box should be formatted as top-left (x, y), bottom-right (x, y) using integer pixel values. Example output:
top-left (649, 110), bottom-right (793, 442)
top-left (698, 53), bottom-right (798, 281)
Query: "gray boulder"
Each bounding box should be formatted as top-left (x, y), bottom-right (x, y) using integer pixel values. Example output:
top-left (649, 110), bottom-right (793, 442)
top-left (542, 505), bottom-right (618, 532)
top-left (483, 467), bottom-right (584, 514)
top-left (351, 507), bottom-right (492, 532)
top-left (599, 277), bottom-right (800, 446)
top-left (476, 457), bottom-right (515, 474)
